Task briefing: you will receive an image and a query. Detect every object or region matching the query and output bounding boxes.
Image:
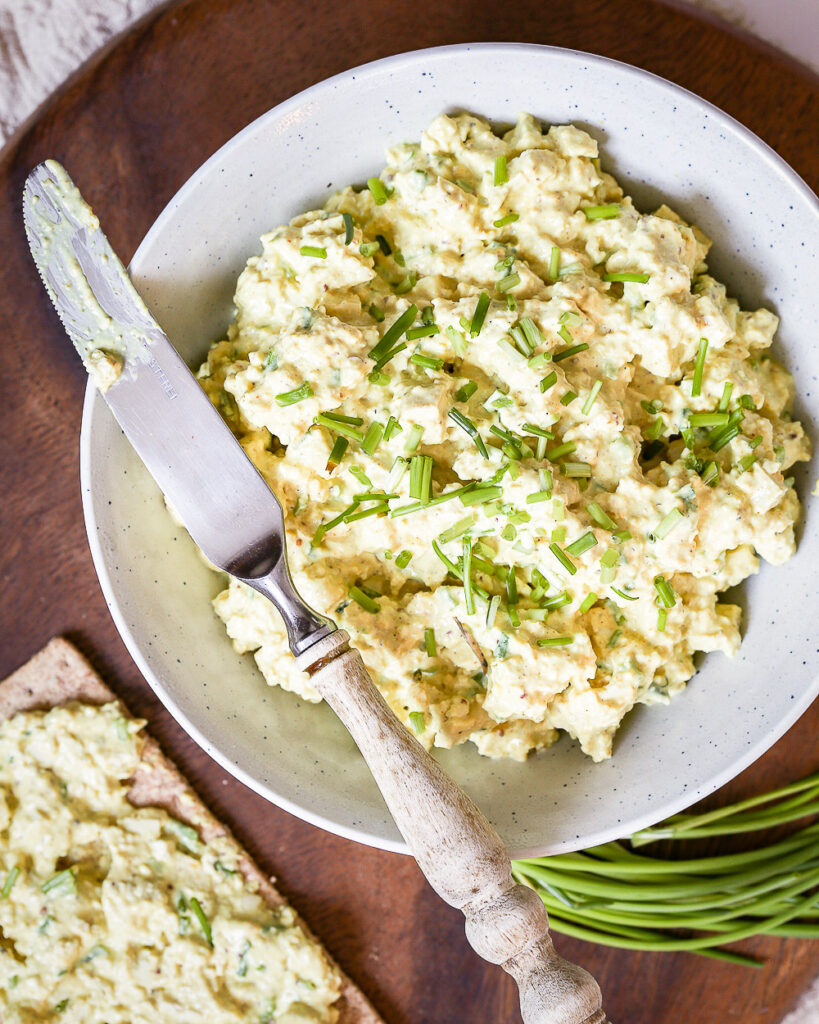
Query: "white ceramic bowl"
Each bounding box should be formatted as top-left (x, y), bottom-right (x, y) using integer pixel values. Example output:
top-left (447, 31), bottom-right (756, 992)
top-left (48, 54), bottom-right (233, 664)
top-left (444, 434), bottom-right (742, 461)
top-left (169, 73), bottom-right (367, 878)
top-left (81, 43), bottom-right (819, 858)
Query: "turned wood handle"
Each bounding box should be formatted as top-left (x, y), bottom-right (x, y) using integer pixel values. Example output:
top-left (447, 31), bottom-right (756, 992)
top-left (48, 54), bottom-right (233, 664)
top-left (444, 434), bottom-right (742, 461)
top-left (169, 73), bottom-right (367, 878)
top-left (296, 630), bottom-right (608, 1024)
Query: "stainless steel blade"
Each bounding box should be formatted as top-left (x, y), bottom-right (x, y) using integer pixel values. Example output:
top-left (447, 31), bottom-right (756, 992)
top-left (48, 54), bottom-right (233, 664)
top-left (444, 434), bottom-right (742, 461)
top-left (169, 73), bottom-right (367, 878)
top-left (23, 160), bottom-right (332, 655)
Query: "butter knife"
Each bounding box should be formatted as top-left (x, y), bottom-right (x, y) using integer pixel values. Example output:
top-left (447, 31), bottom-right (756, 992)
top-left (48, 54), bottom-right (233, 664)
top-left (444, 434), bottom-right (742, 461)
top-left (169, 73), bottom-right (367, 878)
top-left (24, 160), bottom-right (607, 1024)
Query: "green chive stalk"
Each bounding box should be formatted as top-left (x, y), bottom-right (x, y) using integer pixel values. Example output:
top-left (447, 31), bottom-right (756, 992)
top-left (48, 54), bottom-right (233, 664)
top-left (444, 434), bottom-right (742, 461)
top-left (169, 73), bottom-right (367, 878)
top-left (512, 772), bottom-right (819, 966)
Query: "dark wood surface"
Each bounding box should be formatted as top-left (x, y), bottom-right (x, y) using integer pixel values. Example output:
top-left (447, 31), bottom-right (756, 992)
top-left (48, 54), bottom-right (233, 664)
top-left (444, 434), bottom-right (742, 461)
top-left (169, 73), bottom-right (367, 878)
top-left (1, 1), bottom-right (818, 1020)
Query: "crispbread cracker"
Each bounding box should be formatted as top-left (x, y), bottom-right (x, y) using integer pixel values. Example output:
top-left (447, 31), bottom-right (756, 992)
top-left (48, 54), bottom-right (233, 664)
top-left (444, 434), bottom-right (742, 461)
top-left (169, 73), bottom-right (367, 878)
top-left (0, 638), bottom-right (384, 1024)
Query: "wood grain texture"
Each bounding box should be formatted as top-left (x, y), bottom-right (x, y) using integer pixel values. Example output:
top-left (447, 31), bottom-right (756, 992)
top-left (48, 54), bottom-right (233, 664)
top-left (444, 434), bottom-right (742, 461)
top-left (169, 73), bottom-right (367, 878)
top-left (0, 1), bottom-right (817, 1021)
top-left (299, 631), bottom-right (606, 1024)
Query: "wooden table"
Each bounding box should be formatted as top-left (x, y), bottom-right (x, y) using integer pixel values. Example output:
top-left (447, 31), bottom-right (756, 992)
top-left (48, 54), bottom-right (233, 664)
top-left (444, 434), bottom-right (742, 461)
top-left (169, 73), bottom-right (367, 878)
top-left (1, 1), bottom-right (817, 1020)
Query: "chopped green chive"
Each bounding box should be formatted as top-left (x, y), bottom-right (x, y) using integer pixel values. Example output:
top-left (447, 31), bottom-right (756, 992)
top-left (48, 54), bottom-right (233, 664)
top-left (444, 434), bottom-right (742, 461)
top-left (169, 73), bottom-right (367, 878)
top-left (537, 636), bottom-right (574, 647)
top-left (566, 531), bottom-right (598, 557)
top-left (548, 246), bottom-right (560, 282)
top-left (438, 515), bottom-right (475, 544)
top-left (375, 234), bottom-right (392, 256)
top-left (542, 591), bottom-right (571, 611)
top-left (553, 343), bottom-right (589, 363)
top-left (350, 586), bottom-right (380, 613)
top-left (718, 381), bottom-right (734, 411)
top-left (692, 337), bottom-right (709, 397)
top-left (739, 394), bottom-right (756, 410)
top-left (526, 490), bottom-right (552, 504)
top-left (748, 434), bottom-right (763, 449)
top-left (455, 381), bottom-right (478, 402)
top-left (361, 422), bottom-right (384, 456)
top-left (368, 370), bottom-right (390, 386)
top-left (701, 460), bottom-right (720, 487)
top-left (367, 177), bottom-right (389, 204)
top-left (408, 711), bottom-right (426, 734)
top-left (275, 382), bottom-right (313, 406)
top-left (446, 325), bottom-right (468, 356)
top-left (653, 575), bottom-right (676, 609)
top-left (406, 325), bottom-right (440, 342)
top-left (523, 423), bottom-right (554, 440)
top-left (409, 455), bottom-right (434, 503)
top-left (610, 586), bottom-right (638, 602)
top-left (557, 324), bottom-right (573, 346)
top-left (403, 424), bottom-right (424, 453)
top-left (582, 380), bottom-right (603, 415)
top-left (369, 305), bottom-right (418, 362)
top-left (657, 607), bottom-right (669, 632)
top-left (486, 594), bottom-right (501, 627)
top-left (736, 453), bottom-right (757, 474)
top-left (493, 154), bottom-right (508, 186)
top-left (410, 352), bottom-right (445, 371)
top-left (395, 550), bottom-right (412, 569)
top-left (560, 391), bottom-right (578, 406)
top-left (359, 241), bottom-right (380, 257)
top-left (462, 537), bottom-right (476, 615)
top-left (342, 212), bottom-right (354, 244)
top-left (42, 868), bottom-right (76, 896)
top-left (564, 460), bottom-right (592, 478)
top-left (348, 465), bottom-right (372, 488)
top-left (641, 399), bottom-right (663, 415)
top-left (653, 508), bottom-right (684, 539)
top-left (549, 542), bottom-right (577, 575)
top-left (470, 293), bottom-right (491, 336)
top-left (509, 324), bottom-right (532, 356)
top-left (584, 203), bottom-right (620, 220)
top-left (689, 411), bottom-right (730, 428)
top-left (710, 425), bottom-right (741, 452)
top-left (600, 548), bottom-right (619, 569)
top-left (459, 486), bottom-right (502, 507)
top-left (448, 409), bottom-right (488, 458)
top-left (546, 441), bottom-right (576, 461)
top-left (299, 245), bottom-right (327, 259)
top-left (578, 593), bottom-right (598, 614)
top-left (384, 415), bottom-right (402, 441)
top-left (586, 502), bottom-right (618, 531)
top-left (558, 262), bottom-right (584, 279)
top-left (394, 271), bottom-right (417, 294)
top-left (424, 628), bottom-right (437, 657)
top-left (501, 524), bottom-right (517, 541)
top-left (603, 272), bottom-right (650, 283)
top-left (540, 371), bottom-right (558, 393)
top-left (607, 629), bottom-right (623, 648)
top-left (316, 413), bottom-right (365, 442)
top-left (1, 866), bottom-right (19, 899)
top-left (189, 897), bottom-right (213, 947)
top-left (494, 213), bottom-right (519, 227)
top-left (498, 273), bottom-right (521, 293)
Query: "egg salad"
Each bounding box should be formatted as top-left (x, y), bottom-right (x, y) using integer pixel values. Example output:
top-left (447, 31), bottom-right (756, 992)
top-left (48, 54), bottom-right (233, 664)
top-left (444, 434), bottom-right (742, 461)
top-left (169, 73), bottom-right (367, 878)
top-left (0, 702), bottom-right (342, 1022)
top-left (196, 112), bottom-right (810, 762)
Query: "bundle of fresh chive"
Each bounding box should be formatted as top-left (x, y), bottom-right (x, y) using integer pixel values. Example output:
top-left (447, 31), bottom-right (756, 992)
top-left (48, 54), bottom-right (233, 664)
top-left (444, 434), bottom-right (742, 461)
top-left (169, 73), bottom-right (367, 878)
top-left (511, 771), bottom-right (819, 966)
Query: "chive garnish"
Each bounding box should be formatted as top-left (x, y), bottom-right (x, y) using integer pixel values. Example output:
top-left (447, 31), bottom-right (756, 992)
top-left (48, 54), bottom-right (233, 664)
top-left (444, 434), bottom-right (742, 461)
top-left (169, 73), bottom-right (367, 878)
top-left (548, 246), bottom-right (560, 282)
top-left (578, 593), bottom-right (598, 614)
top-left (372, 343), bottom-right (406, 372)
top-left (403, 424), bottom-right (424, 453)
top-left (549, 542), bottom-right (577, 575)
top-left (584, 203), bottom-right (620, 220)
top-left (653, 508), bottom-right (684, 539)
top-left (610, 586), bottom-right (638, 601)
top-left (537, 636), bottom-right (574, 647)
top-left (586, 502), bottom-right (618, 531)
top-left (459, 486), bottom-right (503, 507)
top-left (566, 531), bottom-right (598, 557)
top-left (189, 897), bottom-right (213, 947)
top-left (486, 594), bottom-right (501, 627)
top-left (653, 575), bottom-right (676, 608)
top-left (367, 177), bottom-right (389, 204)
top-left (395, 550), bottom-right (412, 569)
top-left (360, 422), bottom-right (384, 456)
top-left (446, 325), bottom-right (468, 356)
top-left (692, 337), bottom-right (709, 397)
top-left (557, 324), bottom-right (573, 346)
top-left (438, 515), bottom-right (475, 544)
top-left (394, 271), bottom-right (417, 294)
top-left (582, 380), bottom-right (602, 415)
top-left (494, 213), bottom-right (519, 227)
top-left (509, 324), bottom-right (532, 356)
top-left (657, 607), bottom-right (669, 632)
top-left (369, 304), bottom-right (418, 362)
top-left (748, 434), bottom-right (763, 449)
top-left (408, 711), bottom-right (426, 734)
top-left (525, 490), bottom-right (551, 504)
top-left (359, 241), bottom-right (380, 257)
top-left (710, 425), bottom-right (741, 453)
top-left (506, 565), bottom-right (519, 605)
top-left (1, 866), bottom-right (19, 899)
top-left (384, 415), bottom-right (402, 441)
top-left (375, 233), bottom-right (392, 256)
top-left (299, 245), bottom-right (327, 259)
top-left (546, 441), bottom-right (576, 461)
top-left (701, 460), bottom-right (720, 487)
top-left (498, 273), bottom-right (521, 293)
top-left (470, 293), bottom-right (491, 336)
top-left (315, 413), bottom-right (364, 442)
top-left (718, 381), bottom-right (734, 411)
top-left (541, 591), bottom-right (571, 610)
top-left (448, 409), bottom-right (488, 457)
top-left (462, 538), bottom-right (475, 614)
top-left (494, 154), bottom-right (508, 186)
top-left (522, 423), bottom-right (554, 440)
top-left (350, 586), bottom-right (380, 613)
top-left (689, 411), bottom-right (730, 428)
top-left (423, 628), bottom-right (437, 656)
top-left (540, 371), bottom-right (558, 393)
top-left (324, 411), bottom-right (363, 426)
top-left (560, 391), bottom-right (578, 406)
top-left (553, 342), bottom-right (589, 362)
top-left (602, 272), bottom-right (650, 283)
top-left (739, 394), bottom-right (756, 410)
top-left (736, 453), bottom-right (756, 474)
top-left (409, 455), bottom-right (434, 503)
top-left (42, 868), bottom-right (76, 896)
top-left (342, 213), bottom-right (354, 245)
top-left (326, 436), bottom-right (348, 472)
top-left (455, 381), bottom-right (478, 402)
top-left (275, 382), bottom-right (313, 406)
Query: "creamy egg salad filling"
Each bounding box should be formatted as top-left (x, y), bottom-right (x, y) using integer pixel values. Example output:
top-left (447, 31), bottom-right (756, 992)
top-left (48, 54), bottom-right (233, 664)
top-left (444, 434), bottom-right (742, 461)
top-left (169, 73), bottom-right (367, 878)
top-left (0, 703), bottom-right (341, 1023)
top-left (197, 112), bottom-right (809, 762)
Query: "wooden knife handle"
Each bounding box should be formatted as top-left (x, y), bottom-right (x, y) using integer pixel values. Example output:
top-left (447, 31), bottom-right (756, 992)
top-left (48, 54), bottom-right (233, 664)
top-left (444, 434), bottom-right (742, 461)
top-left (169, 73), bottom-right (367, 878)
top-left (296, 630), bottom-right (608, 1024)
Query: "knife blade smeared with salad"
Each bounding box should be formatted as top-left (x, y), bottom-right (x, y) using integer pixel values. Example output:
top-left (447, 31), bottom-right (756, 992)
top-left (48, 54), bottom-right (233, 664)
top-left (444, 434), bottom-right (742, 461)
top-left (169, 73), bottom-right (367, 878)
top-left (197, 112), bottom-right (809, 762)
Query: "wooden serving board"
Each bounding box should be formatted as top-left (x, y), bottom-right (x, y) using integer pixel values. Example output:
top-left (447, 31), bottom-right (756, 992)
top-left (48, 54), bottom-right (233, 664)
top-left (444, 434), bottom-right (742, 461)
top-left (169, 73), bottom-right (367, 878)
top-left (1, 1), bottom-right (817, 1020)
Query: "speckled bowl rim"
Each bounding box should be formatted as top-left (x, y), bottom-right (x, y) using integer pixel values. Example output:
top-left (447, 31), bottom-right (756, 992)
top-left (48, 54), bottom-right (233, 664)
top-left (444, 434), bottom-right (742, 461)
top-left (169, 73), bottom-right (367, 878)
top-left (80, 42), bottom-right (819, 858)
